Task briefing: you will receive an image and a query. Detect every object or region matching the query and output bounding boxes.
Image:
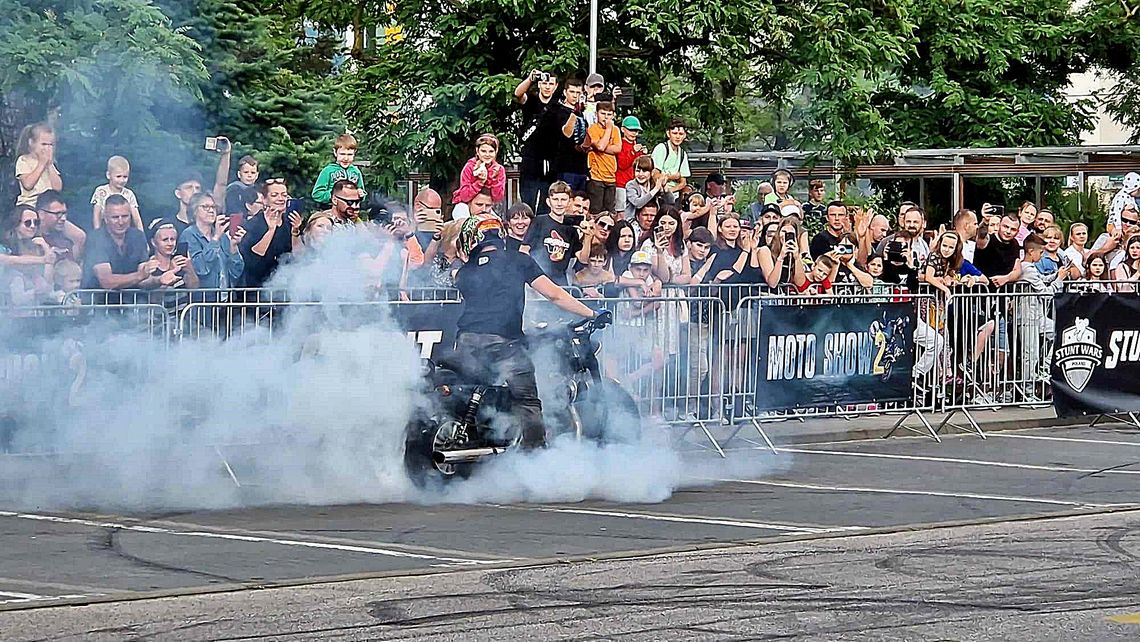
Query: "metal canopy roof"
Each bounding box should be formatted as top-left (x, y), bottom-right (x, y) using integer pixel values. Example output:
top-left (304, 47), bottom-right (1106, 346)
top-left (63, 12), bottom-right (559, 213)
top-left (687, 145), bottom-right (1140, 179)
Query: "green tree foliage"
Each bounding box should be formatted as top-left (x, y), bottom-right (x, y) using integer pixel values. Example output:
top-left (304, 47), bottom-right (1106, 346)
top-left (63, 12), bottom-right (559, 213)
top-left (1078, 0), bottom-right (1140, 142)
top-left (866, 0), bottom-right (1097, 151)
top-left (183, 0), bottom-right (344, 196)
top-left (0, 0), bottom-right (208, 214)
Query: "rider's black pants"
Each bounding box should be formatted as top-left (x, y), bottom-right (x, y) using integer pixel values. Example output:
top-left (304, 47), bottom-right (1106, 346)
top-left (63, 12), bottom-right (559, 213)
top-left (454, 332), bottom-right (546, 448)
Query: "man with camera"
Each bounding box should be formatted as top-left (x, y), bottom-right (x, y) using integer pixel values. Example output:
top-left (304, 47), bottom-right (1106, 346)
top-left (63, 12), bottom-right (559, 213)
top-left (514, 70), bottom-right (560, 214)
top-left (875, 207), bottom-right (930, 263)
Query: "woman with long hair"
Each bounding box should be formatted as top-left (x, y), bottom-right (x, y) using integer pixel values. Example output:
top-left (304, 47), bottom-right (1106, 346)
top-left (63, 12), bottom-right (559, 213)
top-left (1080, 253), bottom-right (1113, 293)
top-left (1, 206), bottom-right (55, 304)
top-left (606, 218), bottom-right (638, 277)
top-left (756, 216), bottom-right (807, 291)
top-left (1113, 234), bottom-right (1140, 292)
top-left (640, 207), bottom-right (690, 284)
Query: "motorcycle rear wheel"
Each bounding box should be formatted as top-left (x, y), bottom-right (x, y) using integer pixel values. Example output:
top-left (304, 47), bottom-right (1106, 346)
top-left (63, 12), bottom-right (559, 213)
top-left (404, 419), bottom-right (474, 488)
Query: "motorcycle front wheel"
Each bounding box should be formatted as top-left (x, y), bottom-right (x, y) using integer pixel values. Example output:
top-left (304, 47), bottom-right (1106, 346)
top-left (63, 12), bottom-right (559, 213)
top-left (573, 378), bottom-right (642, 445)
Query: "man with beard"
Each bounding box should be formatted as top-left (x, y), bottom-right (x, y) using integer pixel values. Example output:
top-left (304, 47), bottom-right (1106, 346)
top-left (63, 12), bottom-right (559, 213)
top-left (321, 180), bottom-right (364, 226)
top-left (514, 70), bottom-right (560, 214)
top-left (876, 206), bottom-right (930, 265)
top-left (1033, 208), bottom-right (1055, 234)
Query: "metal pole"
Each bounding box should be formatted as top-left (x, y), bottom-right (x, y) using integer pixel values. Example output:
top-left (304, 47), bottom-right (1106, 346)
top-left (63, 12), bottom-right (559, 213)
top-left (589, 0), bottom-right (598, 75)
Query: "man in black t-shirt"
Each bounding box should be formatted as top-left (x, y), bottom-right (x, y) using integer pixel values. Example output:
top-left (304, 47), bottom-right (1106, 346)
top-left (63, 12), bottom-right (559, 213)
top-left (513, 70), bottom-right (560, 214)
top-left (973, 214), bottom-right (1022, 287)
top-left (453, 214), bottom-right (602, 448)
top-left (809, 200), bottom-right (848, 259)
top-left (521, 181), bottom-right (583, 286)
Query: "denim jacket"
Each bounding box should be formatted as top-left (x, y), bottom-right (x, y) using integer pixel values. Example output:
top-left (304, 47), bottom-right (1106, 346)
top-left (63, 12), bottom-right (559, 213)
top-left (180, 224), bottom-right (244, 288)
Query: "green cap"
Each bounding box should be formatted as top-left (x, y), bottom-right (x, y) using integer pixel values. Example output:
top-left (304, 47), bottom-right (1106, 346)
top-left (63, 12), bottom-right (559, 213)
top-left (621, 116), bottom-right (642, 130)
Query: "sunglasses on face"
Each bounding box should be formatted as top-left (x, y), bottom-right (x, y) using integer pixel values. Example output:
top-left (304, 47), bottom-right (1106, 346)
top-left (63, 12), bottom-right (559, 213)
top-left (1123, 217), bottom-right (1140, 226)
top-left (22, 219), bottom-right (38, 228)
top-left (334, 195), bottom-right (362, 208)
top-left (596, 221), bottom-right (613, 230)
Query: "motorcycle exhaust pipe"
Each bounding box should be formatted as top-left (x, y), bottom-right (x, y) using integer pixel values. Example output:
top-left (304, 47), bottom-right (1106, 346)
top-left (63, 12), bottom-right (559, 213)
top-left (433, 446), bottom-right (508, 465)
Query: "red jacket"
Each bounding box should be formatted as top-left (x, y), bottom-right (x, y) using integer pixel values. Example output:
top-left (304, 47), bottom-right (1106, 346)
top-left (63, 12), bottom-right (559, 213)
top-left (453, 157), bottom-right (506, 204)
top-left (615, 139), bottom-right (644, 188)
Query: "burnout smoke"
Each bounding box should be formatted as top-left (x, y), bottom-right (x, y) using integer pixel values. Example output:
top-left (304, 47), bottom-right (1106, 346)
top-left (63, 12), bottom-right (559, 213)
top-left (0, 226), bottom-right (781, 511)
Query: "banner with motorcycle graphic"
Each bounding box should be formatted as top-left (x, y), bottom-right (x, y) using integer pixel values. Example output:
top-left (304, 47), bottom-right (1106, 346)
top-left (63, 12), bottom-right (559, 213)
top-left (752, 301), bottom-right (916, 412)
top-left (1052, 292), bottom-right (1140, 417)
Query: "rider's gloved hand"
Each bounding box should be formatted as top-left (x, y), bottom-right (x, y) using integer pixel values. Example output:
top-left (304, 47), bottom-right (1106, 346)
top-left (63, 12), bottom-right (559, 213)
top-left (593, 308), bottom-right (613, 329)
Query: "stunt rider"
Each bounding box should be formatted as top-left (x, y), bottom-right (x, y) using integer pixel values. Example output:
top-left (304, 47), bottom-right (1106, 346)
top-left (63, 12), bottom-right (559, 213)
top-left (453, 211), bottom-right (608, 449)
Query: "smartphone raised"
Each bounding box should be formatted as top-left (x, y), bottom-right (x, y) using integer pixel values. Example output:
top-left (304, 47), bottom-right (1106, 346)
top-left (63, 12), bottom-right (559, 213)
top-left (992, 205), bottom-right (1005, 217)
top-left (175, 241), bottom-right (190, 257)
top-left (285, 198), bottom-right (304, 216)
top-left (229, 214), bottom-right (244, 235)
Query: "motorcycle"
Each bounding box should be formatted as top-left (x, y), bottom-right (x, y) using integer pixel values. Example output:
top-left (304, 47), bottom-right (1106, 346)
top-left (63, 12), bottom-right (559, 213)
top-left (403, 314), bottom-right (640, 485)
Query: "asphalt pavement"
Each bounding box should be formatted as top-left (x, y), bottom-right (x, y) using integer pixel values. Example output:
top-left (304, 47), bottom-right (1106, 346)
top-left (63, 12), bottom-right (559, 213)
top-left (3, 414), bottom-right (1140, 640)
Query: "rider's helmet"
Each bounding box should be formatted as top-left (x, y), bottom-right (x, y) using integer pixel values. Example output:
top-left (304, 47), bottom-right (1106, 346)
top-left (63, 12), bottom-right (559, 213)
top-left (457, 213), bottom-right (504, 257)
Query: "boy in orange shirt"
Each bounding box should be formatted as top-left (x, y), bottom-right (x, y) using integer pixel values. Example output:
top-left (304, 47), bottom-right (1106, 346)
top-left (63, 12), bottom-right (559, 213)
top-left (585, 101), bottom-right (622, 216)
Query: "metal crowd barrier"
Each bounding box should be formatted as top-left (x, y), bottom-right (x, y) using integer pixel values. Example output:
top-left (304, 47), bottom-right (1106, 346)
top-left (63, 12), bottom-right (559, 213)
top-left (0, 303), bottom-right (171, 346)
top-left (8, 280), bottom-right (1113, 455)
top-left (724, 291), bottom-right (941, 450)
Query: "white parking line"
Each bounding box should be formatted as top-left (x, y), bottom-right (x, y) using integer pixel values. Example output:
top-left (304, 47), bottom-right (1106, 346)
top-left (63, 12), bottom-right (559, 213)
top-left (0, 590), bottom-right (92, 604)
top-left (991, 433), bottom-right (1140, 448)
top-left (718, 479), bottom-right (1126, 508)
top-left (0, 511), bottom-right (497, 566)
top-left (775, 447), bottom-right (1140, 475)
top-left (485, 505), bottom-right (863, 534)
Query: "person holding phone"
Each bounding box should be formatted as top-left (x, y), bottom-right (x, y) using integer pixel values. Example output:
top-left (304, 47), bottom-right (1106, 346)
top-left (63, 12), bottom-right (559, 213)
top-left (149, 222), bottom-right (199, 289)
top-left (179, 193), bottom-right (245, 289)
top-left (239, 178), bottom-right (299, 288)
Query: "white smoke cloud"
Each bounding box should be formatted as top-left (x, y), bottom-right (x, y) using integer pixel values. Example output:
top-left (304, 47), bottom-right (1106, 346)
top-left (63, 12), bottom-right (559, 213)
top-left (0, 228), bottom-right (781, 512)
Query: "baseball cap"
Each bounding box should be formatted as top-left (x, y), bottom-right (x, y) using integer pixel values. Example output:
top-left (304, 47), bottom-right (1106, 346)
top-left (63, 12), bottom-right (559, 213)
top-left (630, 250), bottom-right (652, 266)
top-left (585, 73), bottom-right (605, 87)
top-left (621, 116), bottom-right (642, 130)
top-left (760, 203), bottom-right (781, 218)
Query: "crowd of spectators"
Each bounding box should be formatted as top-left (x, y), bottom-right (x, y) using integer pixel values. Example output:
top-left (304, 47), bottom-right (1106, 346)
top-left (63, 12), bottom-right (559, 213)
top-left (4, 71), bottom-right (1140, 416)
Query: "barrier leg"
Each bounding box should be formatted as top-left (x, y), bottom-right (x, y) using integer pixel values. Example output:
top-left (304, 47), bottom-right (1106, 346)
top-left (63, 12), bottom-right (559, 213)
top-left (1129, 412), bottom-right (1140, 430)
top-left (696, 422), bottom-right (727, 458)
top-left (1090, 414), bottom-right (1104, 428)
top-left (215, 446), bottom-right (242, 488)
top-left (750, 418), bottom-right (777, 453)
top-left (934, 408), bottom-right (987, 439)
top-left (883, 411), bottom-right (941, 443)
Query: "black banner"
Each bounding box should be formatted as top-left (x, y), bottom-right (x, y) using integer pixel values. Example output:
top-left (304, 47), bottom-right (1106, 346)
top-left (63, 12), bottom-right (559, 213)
top-left (753, 301), bottom-right (916, 411)
top-left (1052, 292), bottom-right (1140, 417)
top-left (389, 301), bottom-right (463, 360)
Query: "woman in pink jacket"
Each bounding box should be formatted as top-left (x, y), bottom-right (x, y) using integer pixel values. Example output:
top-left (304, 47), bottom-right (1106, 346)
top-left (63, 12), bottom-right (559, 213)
top-left (452, 133), bottom-right (506, 220)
